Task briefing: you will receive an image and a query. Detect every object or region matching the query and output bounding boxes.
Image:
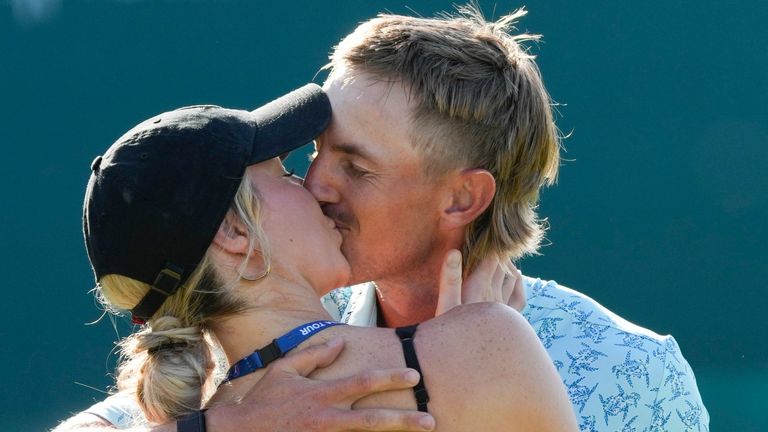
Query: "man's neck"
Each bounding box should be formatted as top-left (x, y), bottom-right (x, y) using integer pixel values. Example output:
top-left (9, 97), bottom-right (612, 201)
top-left (365, 244), bottom-right (456, 327)
top-left (373, 275), bottom-right (439, 328)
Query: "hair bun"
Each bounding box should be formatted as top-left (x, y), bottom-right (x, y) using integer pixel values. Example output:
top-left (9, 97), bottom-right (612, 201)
top-left (147, 341), bottom-right (190, 355)
top-left (135, 316), bottom-right (203, 355)
top-left (118, 315), bottom-right (215, 423)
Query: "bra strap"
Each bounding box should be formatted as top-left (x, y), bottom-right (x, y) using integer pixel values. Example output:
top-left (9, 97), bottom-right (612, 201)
top-left (395, 324), bottom-right (430, 412)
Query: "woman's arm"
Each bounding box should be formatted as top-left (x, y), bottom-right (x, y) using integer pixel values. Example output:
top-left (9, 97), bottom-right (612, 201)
top-left (420, 302), bottom-right (578, 431)
top-left (52, 339), bottom-right (435, 432)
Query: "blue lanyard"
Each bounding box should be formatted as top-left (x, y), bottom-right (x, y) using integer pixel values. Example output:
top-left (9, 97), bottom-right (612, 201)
top-left (222, 320), bottom-right (344, 384)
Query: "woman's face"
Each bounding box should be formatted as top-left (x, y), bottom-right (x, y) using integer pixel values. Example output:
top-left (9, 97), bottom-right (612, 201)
top-left (248, 158), bottom-right (350, 295)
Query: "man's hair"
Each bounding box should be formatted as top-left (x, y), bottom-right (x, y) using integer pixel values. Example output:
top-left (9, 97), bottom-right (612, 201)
top-left (327, 6), bottom-right (560, 271)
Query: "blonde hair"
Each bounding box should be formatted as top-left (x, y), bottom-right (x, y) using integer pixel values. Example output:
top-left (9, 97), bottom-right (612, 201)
top-left (328, 6), bottom-right (560, 271)
top-left (98, 176), bottom-right (268, 423)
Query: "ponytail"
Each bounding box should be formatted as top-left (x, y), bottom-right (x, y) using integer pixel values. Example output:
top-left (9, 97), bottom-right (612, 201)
top-left (117, 317), bottom-right (214, 423)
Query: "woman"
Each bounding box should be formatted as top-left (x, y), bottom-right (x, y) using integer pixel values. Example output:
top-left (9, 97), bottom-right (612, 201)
top-left (84, 84), bottom-right (577, 431)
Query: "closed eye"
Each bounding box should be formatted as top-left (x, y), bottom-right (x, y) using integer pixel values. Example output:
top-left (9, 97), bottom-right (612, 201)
top-left (344, 161), bottom-right (369, 178)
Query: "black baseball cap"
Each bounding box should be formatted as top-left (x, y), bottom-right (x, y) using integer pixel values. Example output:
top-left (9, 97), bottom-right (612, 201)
top-left (83, 83), bottom-right (330, 324)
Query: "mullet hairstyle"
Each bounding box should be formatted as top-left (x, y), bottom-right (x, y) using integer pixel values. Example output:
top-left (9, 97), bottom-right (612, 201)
top-left (327, 6), bottom-right (561, 272)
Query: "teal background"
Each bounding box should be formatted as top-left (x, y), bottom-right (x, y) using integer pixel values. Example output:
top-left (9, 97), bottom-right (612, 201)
top-left (1, 1), bottom-right (765, 430)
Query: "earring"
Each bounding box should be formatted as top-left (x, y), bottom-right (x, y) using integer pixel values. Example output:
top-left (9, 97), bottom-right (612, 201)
top-left (240, 262), bottom-right (271, 281)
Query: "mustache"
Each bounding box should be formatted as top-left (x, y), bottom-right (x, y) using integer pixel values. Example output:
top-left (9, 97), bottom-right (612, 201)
top-left (322, 205), bottom-right (356, 229)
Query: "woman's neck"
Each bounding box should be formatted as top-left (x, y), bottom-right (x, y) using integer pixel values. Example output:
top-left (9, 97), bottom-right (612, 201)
top-left (212, 275), bottom-right (335, 366)
top-left (206, 274), bottom-right (339, 407)
top-left (214, 307), bottom-right (334, 366)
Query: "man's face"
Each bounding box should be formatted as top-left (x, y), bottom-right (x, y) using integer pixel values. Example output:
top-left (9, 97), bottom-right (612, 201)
top-left (303, 70), bottom-right (448, 285)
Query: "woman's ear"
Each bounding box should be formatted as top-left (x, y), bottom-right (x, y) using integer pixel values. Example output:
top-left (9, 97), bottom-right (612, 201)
top-left (439, 169), bottom-right (496, 230)
top-left (212, 212), bottom-right (251, 255)
top-left (211, 211), bottom-right (270, 281)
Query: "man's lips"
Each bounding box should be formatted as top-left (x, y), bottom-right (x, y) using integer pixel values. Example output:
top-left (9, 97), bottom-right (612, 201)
top-left (321, 206), bottom-right (354, 232)
top-left (333, 221), bottom-right (350, 231)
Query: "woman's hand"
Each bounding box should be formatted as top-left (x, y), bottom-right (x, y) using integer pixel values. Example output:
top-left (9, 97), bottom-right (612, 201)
top-left (435, 250), bottom-right (525, 316)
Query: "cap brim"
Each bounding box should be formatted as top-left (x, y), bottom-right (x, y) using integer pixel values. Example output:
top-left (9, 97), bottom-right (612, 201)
top-left (248, 83), bottom-right (331, 165)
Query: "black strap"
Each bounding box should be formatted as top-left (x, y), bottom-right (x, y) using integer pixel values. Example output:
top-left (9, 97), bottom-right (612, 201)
top-left (131, 263), bottom-right (184, 324)
top-left (395, 324), bottom-right (430, 413)
top-left (256, 339), bottom-right (283, 366)
top-left (177, 409), bottom-right (207, 432)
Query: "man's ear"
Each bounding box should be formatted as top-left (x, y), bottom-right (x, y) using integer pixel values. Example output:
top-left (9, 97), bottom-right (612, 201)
top-left (212, 212), bottom-right (251, 256)
top-left (439, 169), bottom-right (496, 230)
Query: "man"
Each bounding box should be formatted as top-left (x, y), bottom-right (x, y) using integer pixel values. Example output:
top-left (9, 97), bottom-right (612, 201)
top-left (307, 8), bottom-right (708, 431)
top-left (57, 7), bottom-right (708, 432)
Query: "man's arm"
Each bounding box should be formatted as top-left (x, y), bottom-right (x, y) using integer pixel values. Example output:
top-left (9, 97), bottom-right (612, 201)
top-left (52, 338), bottom-right (435, 432)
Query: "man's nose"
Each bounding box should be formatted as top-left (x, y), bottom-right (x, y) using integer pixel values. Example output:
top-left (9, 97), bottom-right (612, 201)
top-left (304, 162), bottom-right (340, 204)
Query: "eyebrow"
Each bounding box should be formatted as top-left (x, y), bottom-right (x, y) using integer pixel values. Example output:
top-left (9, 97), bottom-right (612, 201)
top-left (330, 142), bottom-right (377, 162)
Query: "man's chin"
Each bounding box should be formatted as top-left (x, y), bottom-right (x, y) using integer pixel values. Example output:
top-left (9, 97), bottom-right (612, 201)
top-left (344, 259), bottom-right (377, 286)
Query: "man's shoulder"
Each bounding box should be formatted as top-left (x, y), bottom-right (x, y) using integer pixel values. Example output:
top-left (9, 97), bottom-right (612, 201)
top-left (522, 276), bottom-right (669, 345)
top-left (521, 276), bottom-right (709, 430)
top-left (520, 276), bottom-right (690, 377)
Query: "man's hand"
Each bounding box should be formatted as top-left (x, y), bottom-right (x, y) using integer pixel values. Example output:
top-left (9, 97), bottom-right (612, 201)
top-left (51, 339), bottom-right (434, 432)
top-left (435, 249), bottom-right (526, 316)
top-left (210, 337), bottom-right (436, 432)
